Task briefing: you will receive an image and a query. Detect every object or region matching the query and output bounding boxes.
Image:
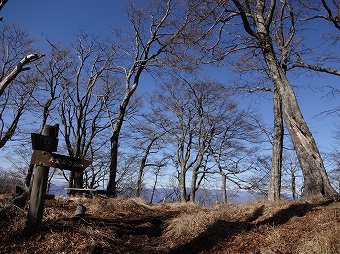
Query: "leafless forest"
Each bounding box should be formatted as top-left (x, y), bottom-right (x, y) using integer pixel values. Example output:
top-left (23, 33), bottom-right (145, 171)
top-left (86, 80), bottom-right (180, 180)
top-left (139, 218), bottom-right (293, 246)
top-left (0, 0), bottom-right (339, 253)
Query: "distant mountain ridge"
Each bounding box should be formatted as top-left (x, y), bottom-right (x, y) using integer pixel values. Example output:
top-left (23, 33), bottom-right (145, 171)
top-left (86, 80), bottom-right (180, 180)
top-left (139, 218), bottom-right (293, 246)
top-left (48, 182), bottom-right (264, 205)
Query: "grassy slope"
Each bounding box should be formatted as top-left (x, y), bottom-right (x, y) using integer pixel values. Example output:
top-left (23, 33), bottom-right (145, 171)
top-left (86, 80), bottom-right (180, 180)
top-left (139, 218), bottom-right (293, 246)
top-left (0, 195), bottom-right (339, 254)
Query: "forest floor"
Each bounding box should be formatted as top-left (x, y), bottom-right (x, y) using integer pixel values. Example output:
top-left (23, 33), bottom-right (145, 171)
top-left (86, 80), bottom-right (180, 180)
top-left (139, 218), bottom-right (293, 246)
top-left (0, 194), bottom-right (339, 254)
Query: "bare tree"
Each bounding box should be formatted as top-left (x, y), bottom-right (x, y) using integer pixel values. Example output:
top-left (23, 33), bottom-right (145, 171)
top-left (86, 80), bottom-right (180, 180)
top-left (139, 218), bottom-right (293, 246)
top-left (269, 0), bottom-right (340, 199)
top-left (210, 120), bottom-right (261, 203)
top-left (232, 0), bottom-right (339, 200)
top-left (115, 151), bottom-right (139, 197)
top-left (195, 0), bottom-right (338, 198)
top-left (156, 81), bottom-right (215, 202)
top-left (106, 0), bottom-right (197, 197)
top-left (299, 0), bottom-right (340, 30)
top-left (23, 43), bottom-right (71, 189)
top-left (83, 144), bottom-right (109, 189)
top-left (0, 25), bottom-right (43, 97)
top-left (58, 34), bottom-right (116, 191)
top-left (287, 1), bottom-right (340, 75)
top-left (33, 43), bottom-right (71, 130)
top-left (131, 117), bottom-right (168, 197)
top-left (148, 78), bottom-right (259, 202)
top-left (146, 80), bottom-right (208, 202)
top-left (0, 76), bottom-right (34, 148)
top-left (0, 25), bottom-right (43, 150)
top-left (282, 151), bottom-right (301, 200)
top-left (149, 157), bottom-right (170, 203)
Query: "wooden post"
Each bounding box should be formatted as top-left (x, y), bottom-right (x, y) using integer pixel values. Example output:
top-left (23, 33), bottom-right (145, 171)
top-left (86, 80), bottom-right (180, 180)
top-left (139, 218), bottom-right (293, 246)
top-left (25, 124), bottom-right (59, 235)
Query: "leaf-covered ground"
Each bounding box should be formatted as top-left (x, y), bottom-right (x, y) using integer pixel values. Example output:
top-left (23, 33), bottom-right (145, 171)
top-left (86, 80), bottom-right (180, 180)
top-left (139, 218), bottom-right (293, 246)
top-left (0, 195), bottom-right (339, 254)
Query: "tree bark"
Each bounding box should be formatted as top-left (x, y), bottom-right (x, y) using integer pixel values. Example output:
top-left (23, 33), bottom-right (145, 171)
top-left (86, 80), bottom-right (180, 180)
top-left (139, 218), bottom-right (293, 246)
top-left (107, 85), bottom-right (137, 197)
top-left (179, 170), bottom-right (187, 202)
top-left (107, 134), bottom-right (118, 197)
top-left (261, 36), bottom-right (338, 198)
top-left (189, 170), bottom-right (198, 202)
top-left (268, 88), bottom-right (284, 201)
top-left (189, 154), bottom-right (206, 202)
top-left (221, 172), bottom-right (227, 203)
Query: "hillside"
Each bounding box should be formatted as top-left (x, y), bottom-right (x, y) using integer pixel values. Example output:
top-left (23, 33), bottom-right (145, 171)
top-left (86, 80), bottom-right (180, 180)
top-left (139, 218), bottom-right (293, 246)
top-left (0, 195), bottom-right (339, 254)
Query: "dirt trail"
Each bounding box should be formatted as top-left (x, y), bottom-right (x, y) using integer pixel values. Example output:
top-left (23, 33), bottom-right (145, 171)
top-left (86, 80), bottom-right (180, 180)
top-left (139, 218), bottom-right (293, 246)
top-left (81, 214), bottom-right (174, 253)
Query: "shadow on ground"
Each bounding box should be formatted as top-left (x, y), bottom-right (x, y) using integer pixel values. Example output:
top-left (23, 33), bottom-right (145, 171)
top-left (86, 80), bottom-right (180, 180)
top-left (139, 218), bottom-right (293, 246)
top-left (166, 202), bottom-right (321, 254)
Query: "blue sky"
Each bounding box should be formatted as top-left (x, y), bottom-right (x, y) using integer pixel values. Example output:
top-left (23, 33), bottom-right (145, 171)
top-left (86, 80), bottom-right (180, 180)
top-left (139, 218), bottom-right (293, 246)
top-left (2, 0), bottom-right (339, 156)
top-left (3, 0), bottom-right (128, 45)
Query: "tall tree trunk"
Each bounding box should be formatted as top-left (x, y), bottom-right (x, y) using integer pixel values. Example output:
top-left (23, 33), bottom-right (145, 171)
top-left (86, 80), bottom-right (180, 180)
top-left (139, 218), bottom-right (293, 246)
top-left (268, 88), bottom-right (284, 200)
top-left (189, 152), bottom-right (207, 202)
top-left (106, 89), bottom-right (133, 197)
top-left (107, 133), bottom-right (119, 197)
top-left (106, 83), bottom-right (137, 197)
top-left (261, 36), bottom-right (338, 198)
top-left (189, 169), bottom-right (198, 202)
top-left (231, 0), bottom-right (338, 199)
top-left (136, 167), bottom-right (144, 197)
top-left (179, 170), bottom-right (187, 202)
top-left (221, 172), bottom-right (227, 203)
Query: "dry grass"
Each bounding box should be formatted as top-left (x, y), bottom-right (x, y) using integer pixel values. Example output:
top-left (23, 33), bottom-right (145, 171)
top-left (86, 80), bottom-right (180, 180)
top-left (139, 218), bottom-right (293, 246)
top-left (162, 197), bottom-right (339, 254)
top-left (296, 202), bottom-right (340, 254)
top-left (0, 195), bottom-right (338, 254)
top-left (83, 197), bottom-right (155, 217)
top-left (0, 193), bottom-right (14, 207)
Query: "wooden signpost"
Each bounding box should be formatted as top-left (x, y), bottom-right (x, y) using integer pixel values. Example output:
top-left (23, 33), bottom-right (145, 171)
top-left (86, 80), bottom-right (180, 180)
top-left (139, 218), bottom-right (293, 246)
top-left (30, 150), bottom-right (91, 172)
top-left (31, 133), bottom-right (58, 152)
top-left (25, 124), bottom-right (91, 235)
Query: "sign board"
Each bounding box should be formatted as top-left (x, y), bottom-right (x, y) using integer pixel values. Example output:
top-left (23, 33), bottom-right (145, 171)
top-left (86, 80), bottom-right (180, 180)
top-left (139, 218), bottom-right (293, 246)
top-left (31, 133), bottom-right (58, 152)
top-left (30, 150), bottom-right (91, 172)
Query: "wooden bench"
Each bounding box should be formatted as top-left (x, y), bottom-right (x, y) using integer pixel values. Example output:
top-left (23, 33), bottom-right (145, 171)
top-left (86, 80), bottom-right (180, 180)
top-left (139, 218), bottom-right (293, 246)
top-left (65, 188), bottom-right (112, 197)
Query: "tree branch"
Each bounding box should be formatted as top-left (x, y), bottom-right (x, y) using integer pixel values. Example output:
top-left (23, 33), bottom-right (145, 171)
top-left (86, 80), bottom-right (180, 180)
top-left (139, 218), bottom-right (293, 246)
top-left (232, 0), bottom-right (257, 37)
top-left (290, 62), bottom-right (340, 76)
top-left (0, 54), bottom-right (44, 97)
